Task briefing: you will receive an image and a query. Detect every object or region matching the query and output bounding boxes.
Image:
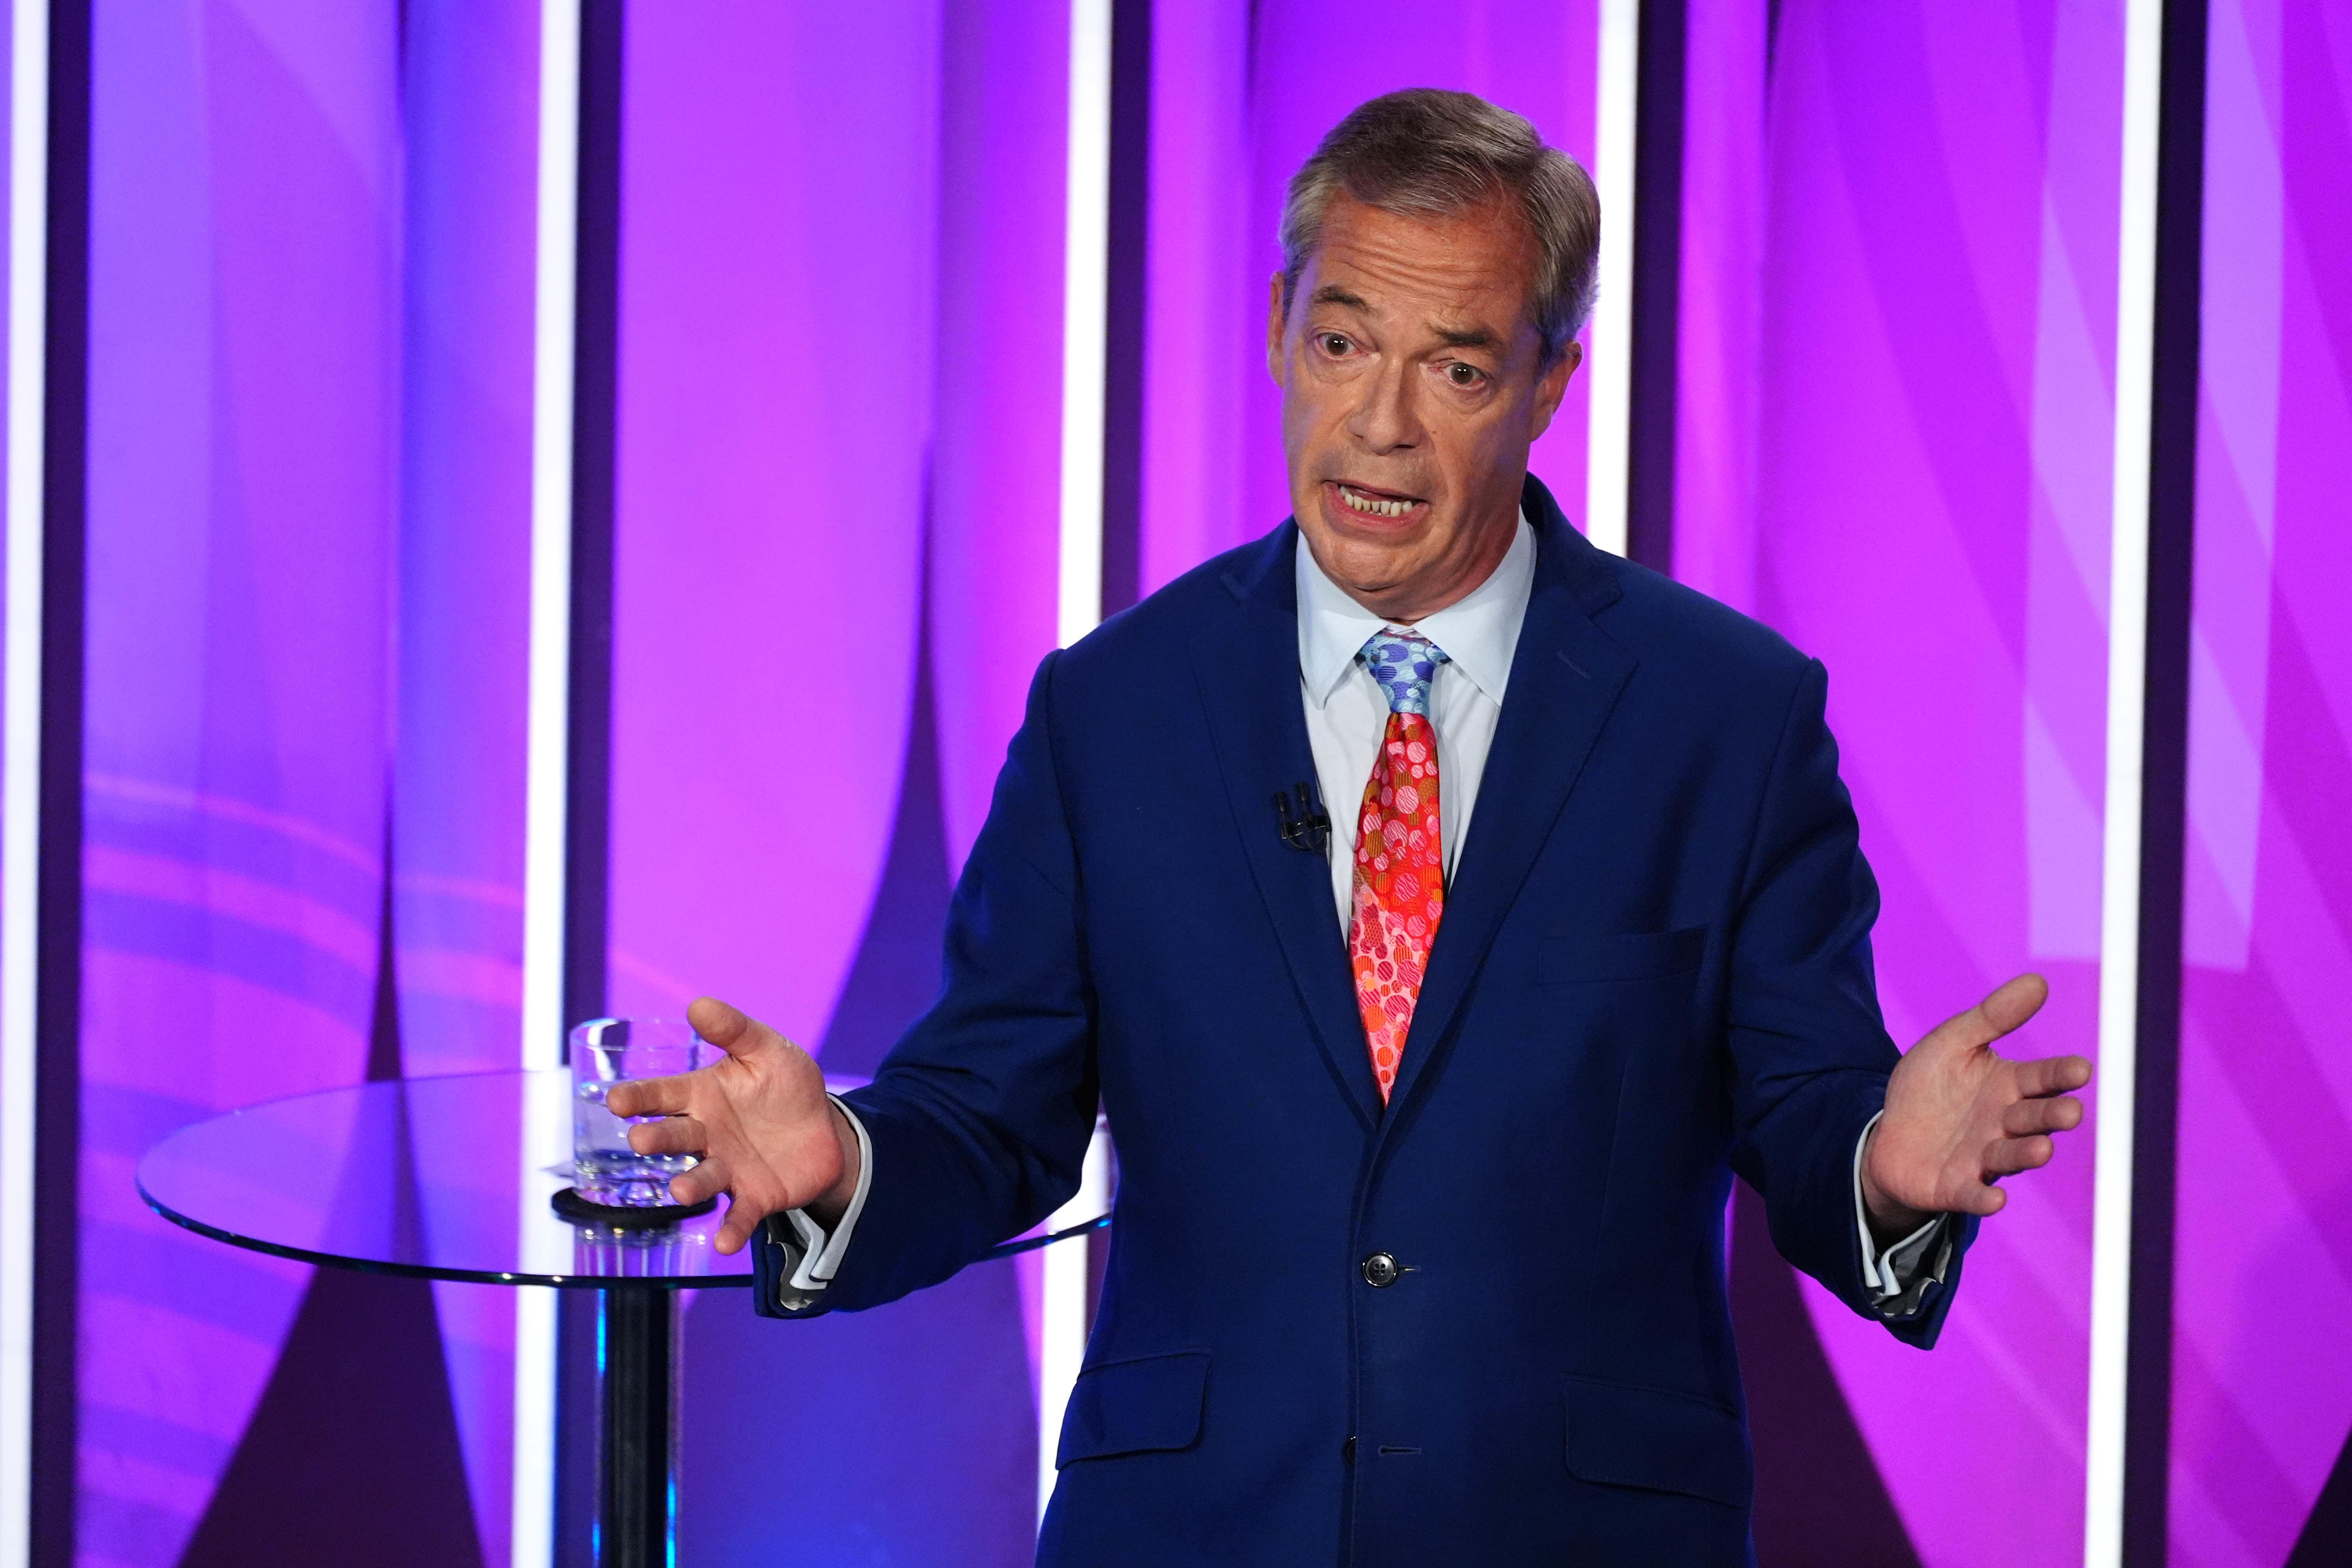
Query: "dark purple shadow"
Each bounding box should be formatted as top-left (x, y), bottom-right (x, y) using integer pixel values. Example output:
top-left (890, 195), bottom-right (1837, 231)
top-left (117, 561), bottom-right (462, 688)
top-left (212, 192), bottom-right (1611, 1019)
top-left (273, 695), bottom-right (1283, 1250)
top-left (819, 532), bottom-right (954, 1078)
top-left (1731, 1183), bottom-right (1921, 1568)
top-left (2287, 1422), bottom-right (2352, 1566)
top-left (178, 845), bottom-right (483, 1567)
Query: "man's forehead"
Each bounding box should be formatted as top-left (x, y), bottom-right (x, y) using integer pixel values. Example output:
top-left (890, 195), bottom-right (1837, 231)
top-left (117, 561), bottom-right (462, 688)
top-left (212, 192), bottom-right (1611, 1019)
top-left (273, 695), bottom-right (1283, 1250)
top-left (1303, 196), bottom-right (1535, 341)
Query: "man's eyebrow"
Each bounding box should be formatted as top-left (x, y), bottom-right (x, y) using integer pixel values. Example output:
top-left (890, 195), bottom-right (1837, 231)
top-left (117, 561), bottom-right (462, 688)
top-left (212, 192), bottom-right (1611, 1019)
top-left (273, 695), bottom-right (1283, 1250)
top-left (1307, 287), bottom-right (1505, 352)
top-left (1434, 324), bottom-right (1503, 351)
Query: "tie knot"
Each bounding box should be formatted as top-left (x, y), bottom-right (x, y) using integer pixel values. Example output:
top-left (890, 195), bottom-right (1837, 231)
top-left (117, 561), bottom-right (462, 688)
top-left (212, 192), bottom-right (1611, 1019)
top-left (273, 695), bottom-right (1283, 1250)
top-left (1359, 629), bottom-right (1449, 715)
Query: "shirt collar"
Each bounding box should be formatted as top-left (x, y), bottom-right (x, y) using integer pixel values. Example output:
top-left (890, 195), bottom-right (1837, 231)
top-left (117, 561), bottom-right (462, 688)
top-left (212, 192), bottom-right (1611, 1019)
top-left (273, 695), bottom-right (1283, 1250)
top-left (1296, 510), bottom-right (1536, 709)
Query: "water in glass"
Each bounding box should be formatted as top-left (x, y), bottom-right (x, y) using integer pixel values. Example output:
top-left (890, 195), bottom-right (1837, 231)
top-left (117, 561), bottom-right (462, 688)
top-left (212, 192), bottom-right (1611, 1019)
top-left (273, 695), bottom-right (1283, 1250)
top-left (570, 1016), bottom-right (707, 1206)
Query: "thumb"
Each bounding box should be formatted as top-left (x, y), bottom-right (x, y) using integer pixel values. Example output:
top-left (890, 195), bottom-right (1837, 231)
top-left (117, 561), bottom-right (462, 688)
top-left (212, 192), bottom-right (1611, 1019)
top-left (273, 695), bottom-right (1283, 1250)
top-left (1977, 972), bottom-right (2049, 1040)
top-left (686, 996), bottom-right (783, 1063)
top-left (1918, 972), bottom-right (2049, 1055)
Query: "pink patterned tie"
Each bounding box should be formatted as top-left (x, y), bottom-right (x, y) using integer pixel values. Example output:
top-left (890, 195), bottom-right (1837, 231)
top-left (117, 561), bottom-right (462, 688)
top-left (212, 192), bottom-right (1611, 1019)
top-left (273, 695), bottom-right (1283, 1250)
top-left (1350, 630), bottom-right (1449, 1102)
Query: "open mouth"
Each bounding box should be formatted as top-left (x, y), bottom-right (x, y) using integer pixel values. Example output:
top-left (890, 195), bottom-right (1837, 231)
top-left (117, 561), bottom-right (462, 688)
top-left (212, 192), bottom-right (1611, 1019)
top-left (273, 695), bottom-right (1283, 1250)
top-left (1330, 481), bottom-right (1426, 521)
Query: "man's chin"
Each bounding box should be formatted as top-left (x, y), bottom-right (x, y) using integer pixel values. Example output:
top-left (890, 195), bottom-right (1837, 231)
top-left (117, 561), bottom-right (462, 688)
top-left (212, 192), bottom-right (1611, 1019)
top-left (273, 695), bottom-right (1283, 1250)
top-left (1299, 530), bottom-right (1435, 606)
top-left (1303, 502), bottom-right (1431, 571)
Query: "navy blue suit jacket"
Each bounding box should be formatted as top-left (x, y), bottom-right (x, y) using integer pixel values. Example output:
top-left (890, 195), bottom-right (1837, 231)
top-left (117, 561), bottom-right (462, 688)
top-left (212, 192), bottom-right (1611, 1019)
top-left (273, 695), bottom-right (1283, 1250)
top-left (759, 474), bottom-right (1968, 1565)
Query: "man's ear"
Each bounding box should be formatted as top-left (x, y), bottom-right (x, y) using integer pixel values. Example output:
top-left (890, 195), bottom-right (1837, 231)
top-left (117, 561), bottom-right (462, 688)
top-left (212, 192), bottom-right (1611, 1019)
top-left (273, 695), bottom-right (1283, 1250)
top-left (1526, 339), bottom-right (1582, 442)
top-left (1266, 271), bottom-right (1289, 388)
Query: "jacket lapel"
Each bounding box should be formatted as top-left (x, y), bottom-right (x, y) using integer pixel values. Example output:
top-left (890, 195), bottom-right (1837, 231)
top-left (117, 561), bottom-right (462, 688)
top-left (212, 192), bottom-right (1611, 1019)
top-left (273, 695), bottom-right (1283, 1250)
top-left (1193, 524), bottom-right (1384, 1131)
top-left (1383, 479), bottom-right (1638, 1116)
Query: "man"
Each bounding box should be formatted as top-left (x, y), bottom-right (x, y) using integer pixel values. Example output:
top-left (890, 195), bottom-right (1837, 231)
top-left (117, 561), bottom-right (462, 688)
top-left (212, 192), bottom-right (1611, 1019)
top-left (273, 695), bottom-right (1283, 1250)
top-left (615, 90), bottom-right (2091, 1564)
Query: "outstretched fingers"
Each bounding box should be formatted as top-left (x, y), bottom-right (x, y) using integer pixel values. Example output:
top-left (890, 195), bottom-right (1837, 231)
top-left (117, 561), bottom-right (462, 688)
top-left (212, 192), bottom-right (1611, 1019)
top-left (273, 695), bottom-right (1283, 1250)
top-left (1974, 972), bottom-right (2050, 1042)
top-left (669, 1154), bottom-right (730, 1207)
top-left (670, 1155), bottom-right (783, 1254)
top-left (627, 1115), bottom-right (708, 1157)
top-left (1984, 1133), bottom-right (2054, 1179)
top-left (2003, 1094), bottom-right (2084, 1138)
top-left (688, 995), bottom-right (781, 1063)
top-left (715, 1199), bottom-right (768, 1256)
top-left (2014, 1052), bottom-right (2094, 1099)
top-left (605, 1071), bottom-right (694, 1120)
top-left (606, 998), bottom-right (828, 1256)
top-left (1918, 972), bottom-right (2050, 1058)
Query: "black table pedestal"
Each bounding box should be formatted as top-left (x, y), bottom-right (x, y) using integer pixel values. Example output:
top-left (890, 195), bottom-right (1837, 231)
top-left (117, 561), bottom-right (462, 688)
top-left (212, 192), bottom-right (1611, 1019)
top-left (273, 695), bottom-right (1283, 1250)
top-left (599, 1290), bottom-right (678, 1568)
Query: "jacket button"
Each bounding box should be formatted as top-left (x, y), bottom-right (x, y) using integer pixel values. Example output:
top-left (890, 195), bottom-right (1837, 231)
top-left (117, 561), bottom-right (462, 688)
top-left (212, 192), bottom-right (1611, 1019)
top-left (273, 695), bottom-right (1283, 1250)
top-left (1361, 1251), bottom-right (1400, 1288)
top-left (1342, 1435), bottom-right (1356, 1465)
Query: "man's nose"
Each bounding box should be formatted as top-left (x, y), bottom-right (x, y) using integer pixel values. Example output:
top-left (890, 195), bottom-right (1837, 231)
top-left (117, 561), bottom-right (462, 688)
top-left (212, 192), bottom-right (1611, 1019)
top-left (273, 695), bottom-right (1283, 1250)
top-left (1345, 358), bottom-right (1423, 452)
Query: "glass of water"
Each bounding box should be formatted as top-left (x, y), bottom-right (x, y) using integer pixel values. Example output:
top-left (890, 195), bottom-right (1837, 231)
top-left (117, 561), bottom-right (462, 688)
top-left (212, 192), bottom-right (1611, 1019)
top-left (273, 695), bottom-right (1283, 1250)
top-left (570, 1017), bottom-right (708, 1207)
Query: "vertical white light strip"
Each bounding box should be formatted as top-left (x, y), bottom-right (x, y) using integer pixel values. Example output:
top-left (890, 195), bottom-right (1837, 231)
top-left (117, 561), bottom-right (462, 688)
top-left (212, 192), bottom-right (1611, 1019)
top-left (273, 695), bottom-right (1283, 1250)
top-left (2084, 3), bottom-right (2164, 1564)
top-left (1040, 0), bottom-right (1111, 1525)
top-left (1584, 0), bottom-right (1639, 557)
top-left (516, 2), bottom-right (582, 1564)
top-left (1056, 0), bottom-right (1111, 649)
top-left (0, 3), bottom-right (46, 1563)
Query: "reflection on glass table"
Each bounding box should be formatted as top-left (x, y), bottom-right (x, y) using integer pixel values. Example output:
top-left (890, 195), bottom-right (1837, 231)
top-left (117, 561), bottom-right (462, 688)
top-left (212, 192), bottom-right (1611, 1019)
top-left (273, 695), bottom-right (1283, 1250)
top-left (136, 1068), bottom-right (1109, 1568)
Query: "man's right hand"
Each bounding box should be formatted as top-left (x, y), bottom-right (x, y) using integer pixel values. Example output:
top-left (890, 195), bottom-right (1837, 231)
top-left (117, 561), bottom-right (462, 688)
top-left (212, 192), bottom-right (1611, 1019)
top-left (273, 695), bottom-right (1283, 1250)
top-left (604, 996), bottom-right (860, 1254)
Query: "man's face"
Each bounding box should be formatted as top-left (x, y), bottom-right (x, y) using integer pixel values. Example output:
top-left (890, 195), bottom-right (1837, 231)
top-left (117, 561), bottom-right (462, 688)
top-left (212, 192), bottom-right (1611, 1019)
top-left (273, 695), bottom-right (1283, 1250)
top-left (1269, 193), bottom-right (1578, 622)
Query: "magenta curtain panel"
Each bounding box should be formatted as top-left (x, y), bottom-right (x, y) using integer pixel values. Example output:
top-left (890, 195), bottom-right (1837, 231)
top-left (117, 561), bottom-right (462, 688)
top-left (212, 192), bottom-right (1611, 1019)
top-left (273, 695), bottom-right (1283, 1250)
top-left (1672, 4), bottom-right (2127, 1560)
top-left (2169, 1), bottom-right (2352, 1561)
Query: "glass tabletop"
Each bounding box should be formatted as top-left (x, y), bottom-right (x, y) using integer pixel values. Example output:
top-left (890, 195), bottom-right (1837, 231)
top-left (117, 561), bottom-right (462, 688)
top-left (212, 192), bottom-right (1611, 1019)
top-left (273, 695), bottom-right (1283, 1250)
top-left (138, 1069), bottom-right (825, 1289)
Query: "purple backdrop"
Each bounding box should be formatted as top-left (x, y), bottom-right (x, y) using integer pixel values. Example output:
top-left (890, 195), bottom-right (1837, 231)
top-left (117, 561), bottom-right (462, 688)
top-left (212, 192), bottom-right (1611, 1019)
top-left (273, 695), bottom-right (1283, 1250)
top-left (76, 3), bottom-right (536, 1564)
top-left (926, 1), bottom-right (1071, 877)
top-left (1140, 0), bottom-right (1601, 594)
top-left (1675, 4), bottom-right (2123, 1562)
top-left (1670, 0), bottom-right (1766, 618)
top-left (2168, 1), bottom-right (2352, 1562)
top-left (80, 6), bottom-right (403, 1563)
top-left (605, 3), bottom-right (934, 1037)
top-left (606, 5), bottom-right (1053, 1562)
top-left (388, 2), bottom-right (540, 1554)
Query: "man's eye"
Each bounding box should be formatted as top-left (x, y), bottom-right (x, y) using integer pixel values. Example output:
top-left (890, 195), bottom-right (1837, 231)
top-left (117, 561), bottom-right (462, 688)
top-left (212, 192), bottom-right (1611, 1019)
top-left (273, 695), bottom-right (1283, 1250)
top-left (1320, 333), bottom-right (1352, 356)
top-left (1446, 363), bottom-right (1485, 387)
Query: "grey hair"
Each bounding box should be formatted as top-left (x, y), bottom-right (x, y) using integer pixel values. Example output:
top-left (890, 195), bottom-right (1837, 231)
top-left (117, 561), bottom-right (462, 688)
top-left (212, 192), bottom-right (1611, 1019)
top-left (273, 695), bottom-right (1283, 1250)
top-left (1279, 89), bottom-right (1601, 367)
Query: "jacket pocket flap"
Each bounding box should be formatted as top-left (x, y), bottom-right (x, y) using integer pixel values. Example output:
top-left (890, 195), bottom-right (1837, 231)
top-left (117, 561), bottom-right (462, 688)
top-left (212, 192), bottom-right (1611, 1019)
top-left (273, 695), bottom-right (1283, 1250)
top-left (1540, 926), bottom-right (1708, 983)
top-left (1056, 1350), bottom-right (1210, 1468)
top-left (1562, 1374), bottom-right (1752, 1509)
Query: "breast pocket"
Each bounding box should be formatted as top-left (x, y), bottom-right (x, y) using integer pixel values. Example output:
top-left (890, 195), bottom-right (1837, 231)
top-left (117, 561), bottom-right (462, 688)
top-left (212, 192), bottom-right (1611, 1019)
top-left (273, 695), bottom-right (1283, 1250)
top-left (1537, 925), bottom-right (1708, 985)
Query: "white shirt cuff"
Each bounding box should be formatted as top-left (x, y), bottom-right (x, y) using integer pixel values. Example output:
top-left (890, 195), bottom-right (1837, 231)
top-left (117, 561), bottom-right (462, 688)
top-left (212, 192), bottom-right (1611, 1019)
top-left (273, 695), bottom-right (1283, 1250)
top-left (763, 1095), bottom-right (872, 1309)
top-left (1852, 1109), bottom-right (1957, 1318)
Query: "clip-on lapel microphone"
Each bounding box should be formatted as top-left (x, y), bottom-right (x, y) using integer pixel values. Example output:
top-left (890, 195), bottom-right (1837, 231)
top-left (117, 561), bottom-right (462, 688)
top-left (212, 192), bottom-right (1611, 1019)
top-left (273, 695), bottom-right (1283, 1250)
top-left (1272, 780), bottom-right (1331, 854)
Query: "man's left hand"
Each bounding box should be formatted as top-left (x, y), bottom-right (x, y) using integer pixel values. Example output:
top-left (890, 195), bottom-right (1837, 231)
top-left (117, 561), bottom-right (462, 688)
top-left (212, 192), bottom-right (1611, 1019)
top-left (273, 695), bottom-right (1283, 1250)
top-left (1860, 973), bottom-right (2092, 1238)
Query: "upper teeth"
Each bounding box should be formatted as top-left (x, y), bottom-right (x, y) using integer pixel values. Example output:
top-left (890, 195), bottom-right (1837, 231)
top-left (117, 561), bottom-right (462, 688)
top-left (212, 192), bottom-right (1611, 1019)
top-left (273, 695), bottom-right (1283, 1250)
top-left (1341, 485), bottom-right (1414, 518)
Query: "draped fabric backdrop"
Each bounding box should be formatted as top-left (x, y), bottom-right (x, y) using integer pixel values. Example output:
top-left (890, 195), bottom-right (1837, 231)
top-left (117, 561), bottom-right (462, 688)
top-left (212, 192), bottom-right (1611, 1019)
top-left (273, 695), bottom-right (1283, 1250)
top-left (1140, 0), bottom-right (1602, 593)
top-left (603, 5), bottom-right (1056, 1563)
top-left (2169, 2), bottom-right (2352, 1562)
top-left (1675, 5), bottom-right (2123, 1562)
top-left (31, 2), bottom-right (2352, 1566)
top-left (77, 4), bottom-right (536, 1564)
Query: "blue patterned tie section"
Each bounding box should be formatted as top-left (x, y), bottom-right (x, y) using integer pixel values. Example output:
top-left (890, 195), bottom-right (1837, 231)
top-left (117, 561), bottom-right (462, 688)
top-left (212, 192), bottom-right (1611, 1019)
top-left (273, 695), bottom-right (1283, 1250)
top-left (1359, 629), bottom-right (1450, 715)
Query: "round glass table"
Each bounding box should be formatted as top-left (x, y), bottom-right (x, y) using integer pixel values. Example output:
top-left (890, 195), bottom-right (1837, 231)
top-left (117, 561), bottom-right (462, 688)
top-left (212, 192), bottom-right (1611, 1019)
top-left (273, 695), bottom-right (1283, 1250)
top-left (137, 1069), bottom-right (1107, 1568)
